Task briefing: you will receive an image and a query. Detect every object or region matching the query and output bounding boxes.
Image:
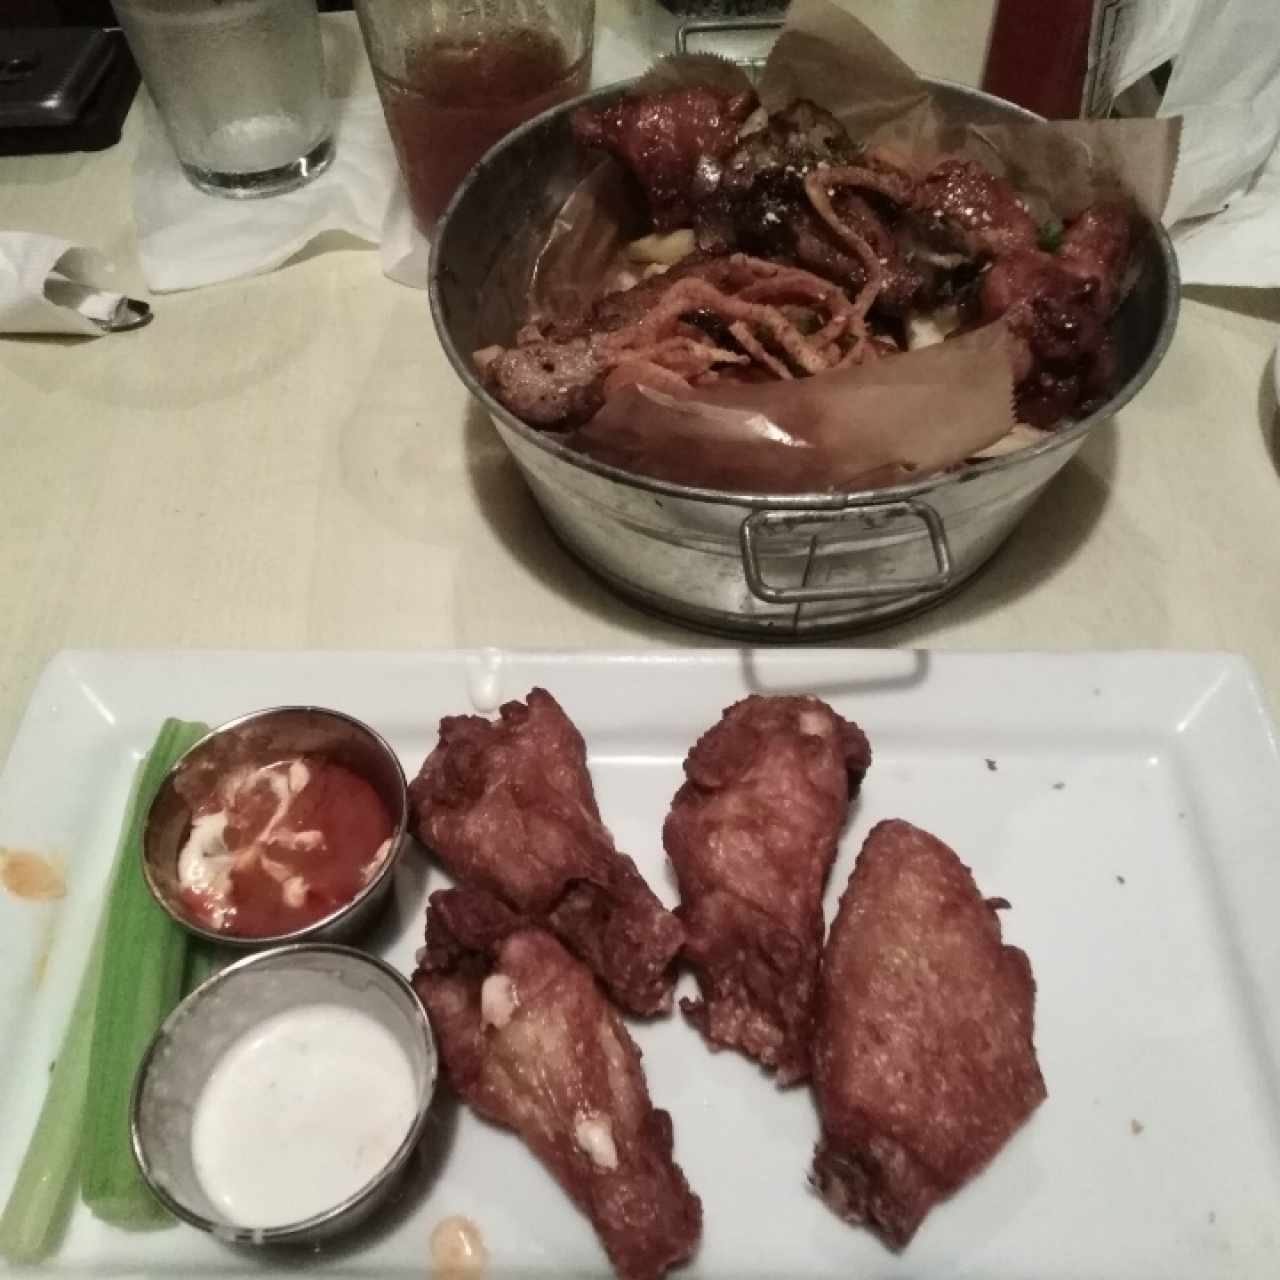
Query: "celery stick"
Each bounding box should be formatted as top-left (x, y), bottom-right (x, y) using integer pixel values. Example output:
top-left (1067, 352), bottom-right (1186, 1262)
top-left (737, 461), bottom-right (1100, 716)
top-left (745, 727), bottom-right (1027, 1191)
top-left (0, 914), bottom-right (106, 1263)
top-left (0, 716), bottom-right (207, 1259)
top-left (81, 718), bottom-right (209, 1229)
top-left (181, 936), bottom-right (226, 996)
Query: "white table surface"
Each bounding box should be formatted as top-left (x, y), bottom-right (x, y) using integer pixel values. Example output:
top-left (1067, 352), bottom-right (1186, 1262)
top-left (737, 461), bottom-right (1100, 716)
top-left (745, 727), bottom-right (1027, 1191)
top-left (2, 2), bottom-right (1279, 766)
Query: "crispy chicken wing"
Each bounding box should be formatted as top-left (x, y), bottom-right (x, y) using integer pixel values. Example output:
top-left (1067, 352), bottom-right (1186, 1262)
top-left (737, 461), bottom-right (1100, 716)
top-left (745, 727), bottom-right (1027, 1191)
top-left (409, 688), bottom-right (684, 1017)
top-left (663, 696), bottom-right (871, 1083)
top-left (812, 819), bottom-right (1047, 1249)
top-left (414, 889), bottom-right (702, 1280)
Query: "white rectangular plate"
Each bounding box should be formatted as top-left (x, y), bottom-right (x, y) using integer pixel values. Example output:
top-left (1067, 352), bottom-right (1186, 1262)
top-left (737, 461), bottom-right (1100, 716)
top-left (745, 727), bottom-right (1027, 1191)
top-left (2, 649), bottom-right (1280, 1279)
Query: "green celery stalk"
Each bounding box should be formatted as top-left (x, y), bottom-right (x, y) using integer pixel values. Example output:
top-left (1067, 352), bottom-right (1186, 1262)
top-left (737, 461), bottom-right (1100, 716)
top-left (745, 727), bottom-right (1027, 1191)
top-left (181, 936), bottom-right (227, 997)
top-left (80, 718), bottom-right (209, 1229)
top-left (0, 911), bottom-right (106, 1263)
top-left (0, 716), bottom-right (208, 1259)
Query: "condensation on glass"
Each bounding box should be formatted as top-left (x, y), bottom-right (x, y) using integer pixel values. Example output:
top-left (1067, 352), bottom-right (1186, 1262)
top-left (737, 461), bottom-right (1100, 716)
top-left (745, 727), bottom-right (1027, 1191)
top-left (114, 0), bottom-right (335, 199)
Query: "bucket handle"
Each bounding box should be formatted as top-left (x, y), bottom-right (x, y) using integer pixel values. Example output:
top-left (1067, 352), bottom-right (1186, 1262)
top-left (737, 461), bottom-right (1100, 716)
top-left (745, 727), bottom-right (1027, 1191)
top-left (675, 18), bottom-right (783, 57)
top-left (738, 499), bottom-right (954, 605)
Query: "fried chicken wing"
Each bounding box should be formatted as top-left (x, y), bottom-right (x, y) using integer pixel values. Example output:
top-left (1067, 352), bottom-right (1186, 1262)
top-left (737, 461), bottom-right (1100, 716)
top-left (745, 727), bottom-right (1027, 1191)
top-left (409, 688), bottom-right (684, 1016)
top-left (414, 890), bottom-right (702, 1280)
top-left (663, 696), bottom-right (871, 1083)
top-left (811, 819), bottom-right (1047, 1249)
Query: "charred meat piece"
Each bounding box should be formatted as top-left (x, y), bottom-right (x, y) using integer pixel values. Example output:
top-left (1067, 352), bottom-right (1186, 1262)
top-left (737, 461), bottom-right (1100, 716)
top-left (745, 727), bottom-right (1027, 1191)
top-left (474, 335), bottom-right (605, 428)
top-left (911, 158), bottom-right (1038, 259)
top-left (811, 819), bottom-right (1046, 1249)
top-left (695, 104), bottom-right (871, 288)
top-left (699, 166), bottom-right (872, 294)
top-left (1057, 201), bottom-right (1136, 315)
top-left (664, 696), bottom-right (871, 1084)
top-left (410, 688), bottom-right (684, 1016)
top-left (976, 201), bottom-right (1136, 424)
top-left (414, 896), bottom-right (702, 1280)
top-left (573, 85), bottom-right (758, 230)
top-left (719, 99), bottom-right (859, 197)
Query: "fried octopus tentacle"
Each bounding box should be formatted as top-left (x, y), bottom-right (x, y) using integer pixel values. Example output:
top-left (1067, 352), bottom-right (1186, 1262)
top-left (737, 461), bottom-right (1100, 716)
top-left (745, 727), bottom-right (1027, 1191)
top-left (728, 322), bottom-right (795, 380)
top-left (802, 169), bottom-right (886, 332)
top-left (605, 278), bottom-right (833, 376)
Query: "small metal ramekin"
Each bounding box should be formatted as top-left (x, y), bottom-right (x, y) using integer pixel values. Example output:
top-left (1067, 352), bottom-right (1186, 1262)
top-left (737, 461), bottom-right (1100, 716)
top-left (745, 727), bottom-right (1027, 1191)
top-left (142, 706), bottom-right (410, 948)
top-left (130, 943), bottom-right (437, 1246)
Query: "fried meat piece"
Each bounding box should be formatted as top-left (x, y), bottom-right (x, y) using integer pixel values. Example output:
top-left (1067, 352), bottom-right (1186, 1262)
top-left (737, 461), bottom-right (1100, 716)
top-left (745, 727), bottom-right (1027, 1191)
top-left (911, 158), bottom-right (1038, 259)
top-left (474, 335), bottom-right (605, 428)
top-left (977, 201), bottom-right (1136, 424)
top-left (811, 819), bottom-right (1046, 1249)
top-left (410, 688), bottom-right (684, 1017)
top-left (663, 696), bottom-right (871, 1083)
top-left (572, 85), bottom-right (758, 230)
top-left (414, 893), bottom-right (702, 1280)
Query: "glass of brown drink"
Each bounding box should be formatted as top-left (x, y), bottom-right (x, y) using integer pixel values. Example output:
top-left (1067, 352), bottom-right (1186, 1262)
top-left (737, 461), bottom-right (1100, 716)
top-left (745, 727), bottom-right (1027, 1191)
top-left (355, 0), bottom-right (595, 234)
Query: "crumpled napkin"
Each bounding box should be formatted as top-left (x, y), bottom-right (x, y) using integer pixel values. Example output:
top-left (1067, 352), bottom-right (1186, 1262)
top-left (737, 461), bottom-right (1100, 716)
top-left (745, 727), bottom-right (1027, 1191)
top-left (0, 234), bottom-right (146, 336)
top-left (1110, 0), bottom-right (1280, 287)
top-left (134, 89), bottom-right (399, 293)
top-left (1156, 0), bottom-right (1280, 285)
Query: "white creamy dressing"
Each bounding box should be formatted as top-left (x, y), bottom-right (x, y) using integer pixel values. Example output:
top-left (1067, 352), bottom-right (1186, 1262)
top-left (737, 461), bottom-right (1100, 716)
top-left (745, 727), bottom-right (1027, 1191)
top-left (362, 836), bottom-right (393, 885)
top-left (177, 760), bottom-right (321, 924)
top-left (190, 1003), bottom-right (418, 1228)
top-left (480, 973), bottom-right (518, 1029)
top-left (573, 1111), bottom-right (618, 1171)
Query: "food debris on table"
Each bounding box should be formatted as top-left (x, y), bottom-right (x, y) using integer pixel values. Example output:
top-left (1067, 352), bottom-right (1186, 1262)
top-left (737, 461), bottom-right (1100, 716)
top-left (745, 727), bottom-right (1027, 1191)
top-left (0, 848), bottom-right (65, 901)
top-left (1130, 1119), bottom-right (1145, 1136)
top-left (1116, 874), bottom-right (1126, 885)
top-left (429, 1214), bottom-right (488, 1278)
top-left (985, 758), bottom-right (998, 772)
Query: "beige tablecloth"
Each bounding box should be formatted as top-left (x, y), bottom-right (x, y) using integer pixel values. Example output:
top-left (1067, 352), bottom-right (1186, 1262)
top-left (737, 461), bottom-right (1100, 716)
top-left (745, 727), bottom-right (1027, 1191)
top-left (2, 4), bottom-right (1279, 760)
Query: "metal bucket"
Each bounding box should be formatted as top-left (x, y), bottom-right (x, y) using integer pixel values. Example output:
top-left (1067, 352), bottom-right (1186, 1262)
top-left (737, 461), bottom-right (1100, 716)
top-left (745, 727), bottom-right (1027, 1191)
top-left (430, 81), bottom-right (1180, 638)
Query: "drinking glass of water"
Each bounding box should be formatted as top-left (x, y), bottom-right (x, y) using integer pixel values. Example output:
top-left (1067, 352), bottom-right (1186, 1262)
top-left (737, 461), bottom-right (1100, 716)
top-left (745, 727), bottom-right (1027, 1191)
top-left (113, 0), bottom-right (335, 199)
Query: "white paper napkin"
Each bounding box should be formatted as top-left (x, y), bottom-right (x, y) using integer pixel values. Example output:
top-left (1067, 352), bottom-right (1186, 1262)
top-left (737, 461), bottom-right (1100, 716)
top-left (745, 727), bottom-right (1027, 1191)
top-left (133, 89), bottom-right (399, 294)
top-left (1131, 0), bottom-right (1280, 286)
top-left (0, 234), bottom-right (141, 336)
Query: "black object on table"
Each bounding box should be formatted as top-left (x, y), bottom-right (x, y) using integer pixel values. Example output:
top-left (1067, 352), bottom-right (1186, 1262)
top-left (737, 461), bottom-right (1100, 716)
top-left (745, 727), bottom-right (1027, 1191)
top-left (0, 26), bottom-right (139, 155)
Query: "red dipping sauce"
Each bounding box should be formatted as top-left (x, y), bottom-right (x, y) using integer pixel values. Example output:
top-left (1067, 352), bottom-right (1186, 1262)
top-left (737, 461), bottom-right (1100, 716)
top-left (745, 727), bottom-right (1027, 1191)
top-left (373, 27), bottom-right (588, 233)
top-left (176, 756), bottom-right (394, 938)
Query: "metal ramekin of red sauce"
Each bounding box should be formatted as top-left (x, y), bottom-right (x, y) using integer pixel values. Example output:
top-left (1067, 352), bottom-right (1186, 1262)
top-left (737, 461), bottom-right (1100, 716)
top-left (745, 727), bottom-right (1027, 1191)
top-left (142, 707), bottom-right (410, 946)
